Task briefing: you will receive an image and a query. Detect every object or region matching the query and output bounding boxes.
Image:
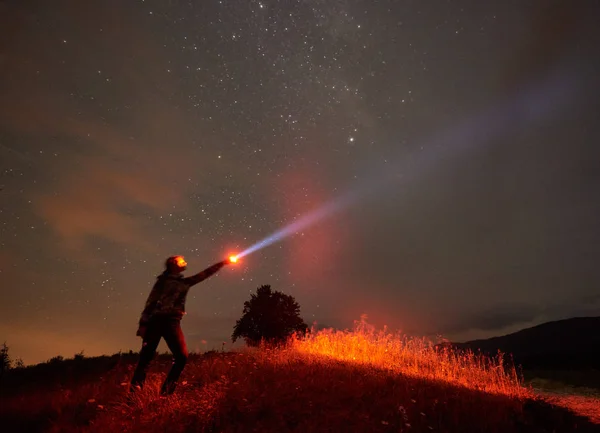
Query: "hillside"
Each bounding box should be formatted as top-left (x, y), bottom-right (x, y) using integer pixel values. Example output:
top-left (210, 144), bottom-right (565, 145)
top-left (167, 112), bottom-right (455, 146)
top-left (1, 320), bottom-right (599, 432)
top-left (451, 316), bottom-right (600, 370)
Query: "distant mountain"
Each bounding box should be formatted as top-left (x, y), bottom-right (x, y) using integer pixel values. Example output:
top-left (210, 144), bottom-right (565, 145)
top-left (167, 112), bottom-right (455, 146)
top-left (449, 316), bottom-right (600, 370)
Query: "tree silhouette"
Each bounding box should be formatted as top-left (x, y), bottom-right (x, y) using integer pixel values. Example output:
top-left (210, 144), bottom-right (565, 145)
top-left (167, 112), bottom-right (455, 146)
top-left (1, 342), bottom-right (12, 380)
top-left (232, 284), bottom-right (308, 347)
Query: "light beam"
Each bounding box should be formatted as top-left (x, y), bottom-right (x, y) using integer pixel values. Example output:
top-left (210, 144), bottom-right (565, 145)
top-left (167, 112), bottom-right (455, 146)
top-left (235, 69), bottom-right (578, 261)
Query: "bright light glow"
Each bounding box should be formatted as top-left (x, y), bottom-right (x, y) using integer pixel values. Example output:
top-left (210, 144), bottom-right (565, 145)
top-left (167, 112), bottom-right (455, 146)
top-left (229, 255), bottom-right (238, 263)
top-left (175, 256), bottom-right (187, 267)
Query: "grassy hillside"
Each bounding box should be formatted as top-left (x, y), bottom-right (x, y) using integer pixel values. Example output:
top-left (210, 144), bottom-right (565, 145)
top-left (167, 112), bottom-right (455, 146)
top-left (1, 319), bottom-right (599, 433)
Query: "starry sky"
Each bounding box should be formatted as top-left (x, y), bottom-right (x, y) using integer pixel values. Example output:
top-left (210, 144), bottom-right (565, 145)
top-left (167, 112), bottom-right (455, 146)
top-left (1, 0), bottom-right (599, 365)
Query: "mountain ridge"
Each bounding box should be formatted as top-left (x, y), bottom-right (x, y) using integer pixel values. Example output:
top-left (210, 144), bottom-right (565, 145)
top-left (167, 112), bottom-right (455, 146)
top-left (448, 316), bottom-right (600, 370)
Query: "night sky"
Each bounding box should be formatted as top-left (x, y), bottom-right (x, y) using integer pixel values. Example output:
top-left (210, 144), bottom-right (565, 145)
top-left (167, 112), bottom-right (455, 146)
top-left (1, 0), bottom-right (599, 365)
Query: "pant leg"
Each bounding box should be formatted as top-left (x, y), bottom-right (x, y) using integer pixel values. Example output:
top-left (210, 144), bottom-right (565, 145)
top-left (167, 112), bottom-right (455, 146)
top-left (160, 318), bottom-right (189, 395)
top-left (130, 321), bottom-right (162, 391)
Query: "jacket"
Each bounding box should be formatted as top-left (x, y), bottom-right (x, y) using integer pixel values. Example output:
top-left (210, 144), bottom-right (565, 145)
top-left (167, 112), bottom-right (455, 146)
top-left (139, 261), bottom-right (225, 324)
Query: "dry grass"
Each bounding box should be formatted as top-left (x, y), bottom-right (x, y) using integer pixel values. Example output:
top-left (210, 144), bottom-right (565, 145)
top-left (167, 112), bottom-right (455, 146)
top-left (1, 318), bottom-right (598, 433)
top-left (290, 315), bottom-right (531, 398)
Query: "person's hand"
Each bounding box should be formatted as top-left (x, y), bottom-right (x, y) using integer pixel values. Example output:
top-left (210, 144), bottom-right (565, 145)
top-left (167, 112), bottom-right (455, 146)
top-left (136, 325), bottom-right (147, 338)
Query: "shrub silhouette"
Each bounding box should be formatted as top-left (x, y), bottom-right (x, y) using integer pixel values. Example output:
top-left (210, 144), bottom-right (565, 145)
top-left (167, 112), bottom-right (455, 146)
top-left (232, 284), bottom-right (308, 347)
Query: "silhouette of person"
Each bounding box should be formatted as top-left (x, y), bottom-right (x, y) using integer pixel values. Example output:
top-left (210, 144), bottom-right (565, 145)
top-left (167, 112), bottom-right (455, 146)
top-left (130, 255), bottom-right (231, 395)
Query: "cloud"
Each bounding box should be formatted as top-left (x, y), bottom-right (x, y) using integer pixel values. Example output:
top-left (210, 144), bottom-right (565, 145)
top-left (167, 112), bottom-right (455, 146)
top-left (25, 115), bottom-right (197, 253)
top-left (23, 116), bottom-right (204, 254)
top-left (35, 173), bottom-right (163, 251)
top-left (0, 1), bottom-right (230, 256)
top-left (446, 303), bottom-right (543, 334)
top-left (435, 296), bottom-right (600, 342)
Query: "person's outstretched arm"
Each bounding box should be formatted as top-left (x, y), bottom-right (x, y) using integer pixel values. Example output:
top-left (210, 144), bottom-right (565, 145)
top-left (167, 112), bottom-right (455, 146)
top-left (185, 260), bottom-right (229, 286)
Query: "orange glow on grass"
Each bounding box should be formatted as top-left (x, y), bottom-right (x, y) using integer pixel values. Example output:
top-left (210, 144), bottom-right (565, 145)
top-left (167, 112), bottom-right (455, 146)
top-left (286, 316), bottom-right (533, 399)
